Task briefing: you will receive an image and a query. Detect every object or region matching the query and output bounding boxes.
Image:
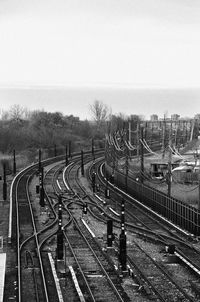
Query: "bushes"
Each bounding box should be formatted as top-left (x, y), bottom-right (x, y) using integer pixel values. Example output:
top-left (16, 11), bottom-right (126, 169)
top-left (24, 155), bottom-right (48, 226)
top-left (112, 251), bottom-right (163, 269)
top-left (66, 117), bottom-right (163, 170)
top-left (0, 108), bottom-right (106, 170)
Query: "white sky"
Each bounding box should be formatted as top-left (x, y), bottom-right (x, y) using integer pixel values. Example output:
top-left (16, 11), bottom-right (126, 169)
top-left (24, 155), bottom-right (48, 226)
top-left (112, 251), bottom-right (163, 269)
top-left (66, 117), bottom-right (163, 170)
top-left (1, 0), bottom-right (200, 88)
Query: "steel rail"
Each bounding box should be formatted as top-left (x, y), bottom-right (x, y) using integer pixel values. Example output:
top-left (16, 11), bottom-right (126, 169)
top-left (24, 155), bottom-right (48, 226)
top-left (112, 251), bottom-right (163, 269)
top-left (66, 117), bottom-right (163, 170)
top-left (15, 168), bottom-right (48, 302)
top-left (64, 209), bottom-right (125, 302)
top-left (51, 154), bottom-right (126, 301)
top-left (13, 159), bottom-right (63, 301)
top-left (9, 150), bottom-right (103, 302)
top-left (26, 173), bottom-right (49, 302)
top-left (73, 156), bottom-right (198, 301)
top-left (99, 161), bottom-right (200, 266)
top-left (61, 159), bottom-right (126, 301)
top-left (63, 229), bottom-right (96, 302)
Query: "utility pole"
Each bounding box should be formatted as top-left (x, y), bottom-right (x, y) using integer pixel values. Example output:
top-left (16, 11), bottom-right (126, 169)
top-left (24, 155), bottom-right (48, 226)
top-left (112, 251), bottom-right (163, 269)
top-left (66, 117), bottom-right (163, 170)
top-left (128, 121), bottom-right (131, 145)
top-left (140, 125), bottom-right (144, 184)
top-left (91, 138), bottom-right (95, 160)
top-left (38, 149), bottom-right (44, 206)
top-left (125, 145), bottom-right (129, 191)
top-left (57, 195), bottom-right (63, 260)
top-left (182, 121), bottom-right (185, 145)
top-left (111, 141), bottom-right (116, 179)
top-left (13, 149), bottom-right (16, 175)
top-left (174, 121), bottom-right (178, 147)
top-left (159, 121), bottom-right (162, 143)
top-left (144, 121), bottom-right (147, 141)
top-left (162, 116), bottom-right (166, 158)
top-left (197, 150), bottom-right (200, 211)
top-left (38, 149), bottom-right (42, 173)
top-left (81, 150), bottom-right (84, 176)
top-left (3, 163), bottom-right (7, 201)
top-left (39, 167), bottom-right (45, 207)
top-left (186, 121), bottom-right (188, 144)
top-left (190, 119), bottom-right (195, 141)
top-left (68, 141), bottom-right (71, 158)
top-left (65, 145), bottom-right (68, 166)
top-left (185, 121), bottom-right (189, 143)
top-left (151, 121), bottom-right (154, 143)
top-left (198, 166), bottom-right (200, 211)
top-left (119, 199), bottom-right (126, 272)
top-left (136, 122), bottom-right (140, 157)
top-left (107, 219), bottom-right (113, 248)
top-left (92, 171), bottom-right (96, 194)
top-left (167, 120), bottom-right (172, 197)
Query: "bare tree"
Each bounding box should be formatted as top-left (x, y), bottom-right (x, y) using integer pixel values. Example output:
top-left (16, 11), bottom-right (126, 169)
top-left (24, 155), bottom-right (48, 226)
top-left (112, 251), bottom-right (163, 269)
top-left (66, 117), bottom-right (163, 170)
top-left (89, 100), bottom-right (109, 129)
top-left (9, 104), bottom-right (26, 121)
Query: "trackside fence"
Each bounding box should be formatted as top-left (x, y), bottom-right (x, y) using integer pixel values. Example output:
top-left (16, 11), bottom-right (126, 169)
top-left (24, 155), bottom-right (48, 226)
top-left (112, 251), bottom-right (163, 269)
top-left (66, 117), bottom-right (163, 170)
top-left (105, 163), bottom-right (200, 236)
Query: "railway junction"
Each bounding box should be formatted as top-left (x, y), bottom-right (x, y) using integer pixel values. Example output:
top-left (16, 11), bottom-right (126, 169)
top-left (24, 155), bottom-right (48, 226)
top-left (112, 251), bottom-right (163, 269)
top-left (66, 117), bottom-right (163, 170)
top-left (1, 122), bottom-right (200, 301)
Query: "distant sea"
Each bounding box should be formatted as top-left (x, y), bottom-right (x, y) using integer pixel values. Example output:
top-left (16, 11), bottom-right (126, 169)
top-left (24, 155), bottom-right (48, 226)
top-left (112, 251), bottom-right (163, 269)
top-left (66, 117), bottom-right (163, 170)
top-left (0, 86), bottom-right (199, 120)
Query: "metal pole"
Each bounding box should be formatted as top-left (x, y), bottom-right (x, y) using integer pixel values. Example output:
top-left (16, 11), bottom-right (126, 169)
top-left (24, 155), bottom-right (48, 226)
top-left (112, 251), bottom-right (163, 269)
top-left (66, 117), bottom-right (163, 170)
top-left (125, 146), bottom-right (129, 191)
top-left (140, 125), bottom-right (144, 184)
top-left (13, 149), bottom-right (16, 175)
top-left (198, 153), bottom-right (200, 211)
top-left (38, 149), bottom-right (41, 173)
top-left (151, 121), bottom-right (154, 143)
top-left (198, 172), bottom-right (200, 211)
top-left (128, 121), bottom-right (131, 145)
top-left (39, 167), bottom-right (45, 207)
top-left (107, 220), bottom-right (113, 247)
top-left (92, 171), bottom-right (96, 193)
top-left (57, 195), bottom-right (63, 260)
top-left (65, 243), bottom-right (67, 285)
top-left (81, 150), bottom-right (84, 176)
top-left (174, 121), bottom-right (178, 147)
top-left (68, 141), bottom-right (71, 158)
top-left (119, 199), bottom-right (126, 271)
top-left (92, 138), bottom-right (95, 160)
top-left (65, 145), bottom-right (68, 166)
top-left (162, 117), bottom-right (166, 158)
top-left (3, 163), bottom-right (7, 201)
top-left (168, 120), bottom-right (172, 197)
top-left (136, 122), bottom-right (140, 157)
top-left (121, 199), bottom-right (125, 235)
top-left (144, 121), bottom-right (147, 141)
top-left (190, 119), bottom-right (195, 141)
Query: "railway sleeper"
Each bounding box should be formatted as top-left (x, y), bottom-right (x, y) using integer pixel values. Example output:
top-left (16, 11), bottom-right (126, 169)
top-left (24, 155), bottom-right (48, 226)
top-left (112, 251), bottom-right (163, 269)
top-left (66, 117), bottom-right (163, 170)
top-left (189, 280), bottom-right (200, 298)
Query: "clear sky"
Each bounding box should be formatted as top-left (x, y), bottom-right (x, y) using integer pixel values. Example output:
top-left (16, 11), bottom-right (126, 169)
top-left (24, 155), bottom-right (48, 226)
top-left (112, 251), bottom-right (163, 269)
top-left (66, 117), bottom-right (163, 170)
top-left (0, 1), bottom-right (200, 118)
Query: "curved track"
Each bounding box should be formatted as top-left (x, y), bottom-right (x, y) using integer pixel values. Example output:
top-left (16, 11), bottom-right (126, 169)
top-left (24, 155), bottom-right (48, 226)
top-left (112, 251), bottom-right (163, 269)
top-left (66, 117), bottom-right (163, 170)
top-left (10, 156), bottom-right (66, 302)
top-left (44, 153), bottom-right (130, 301)
top-left (15, 167), bottom-right (49, 302)
top-left (10, 149), bottom-right (200, 301)
top-left (65, 156), bottom-right (200, 301)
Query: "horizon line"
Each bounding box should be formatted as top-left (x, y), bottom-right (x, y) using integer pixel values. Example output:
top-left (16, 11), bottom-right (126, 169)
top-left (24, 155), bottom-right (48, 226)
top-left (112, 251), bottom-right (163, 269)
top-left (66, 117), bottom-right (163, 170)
top-left (0, 82), bottom-right (200, 90)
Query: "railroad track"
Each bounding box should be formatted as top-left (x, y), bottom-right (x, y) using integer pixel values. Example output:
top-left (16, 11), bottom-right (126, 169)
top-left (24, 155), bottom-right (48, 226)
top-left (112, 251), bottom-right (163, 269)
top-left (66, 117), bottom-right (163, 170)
top-left (10, 156), bottom-right (68, 302)
top-left (41, 153), bottom-right (131, 301)
top-left (126, 239), bottom-right (194, 301)
top-left (15, 167), bottom-right (49, 302)
top-left (11, 149), bottom-right (200, 301)
top-left (8, 150), bottom-right (105, 302)
top-left (63, 206), bottom-right (129, 302)
top-left (71, 156), bottom-right (200, 301)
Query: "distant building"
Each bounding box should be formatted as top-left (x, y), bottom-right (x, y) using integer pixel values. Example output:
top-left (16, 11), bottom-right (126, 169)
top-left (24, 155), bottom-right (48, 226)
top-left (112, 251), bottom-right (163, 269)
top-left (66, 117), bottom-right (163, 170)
top-left (172, 165), bottom-right (200, 184)
top-left (150, 114), bottom-right (158, 121)
top-left (171, 114), bottom-right (180, 121)
top-left (150, 161), bottom-right (179, 178)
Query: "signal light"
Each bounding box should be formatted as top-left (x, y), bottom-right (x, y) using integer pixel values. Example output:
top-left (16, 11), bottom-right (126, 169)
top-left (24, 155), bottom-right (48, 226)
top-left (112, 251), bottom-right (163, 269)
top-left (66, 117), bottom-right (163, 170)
top-left (83, 203), bottom-right (88, 214)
